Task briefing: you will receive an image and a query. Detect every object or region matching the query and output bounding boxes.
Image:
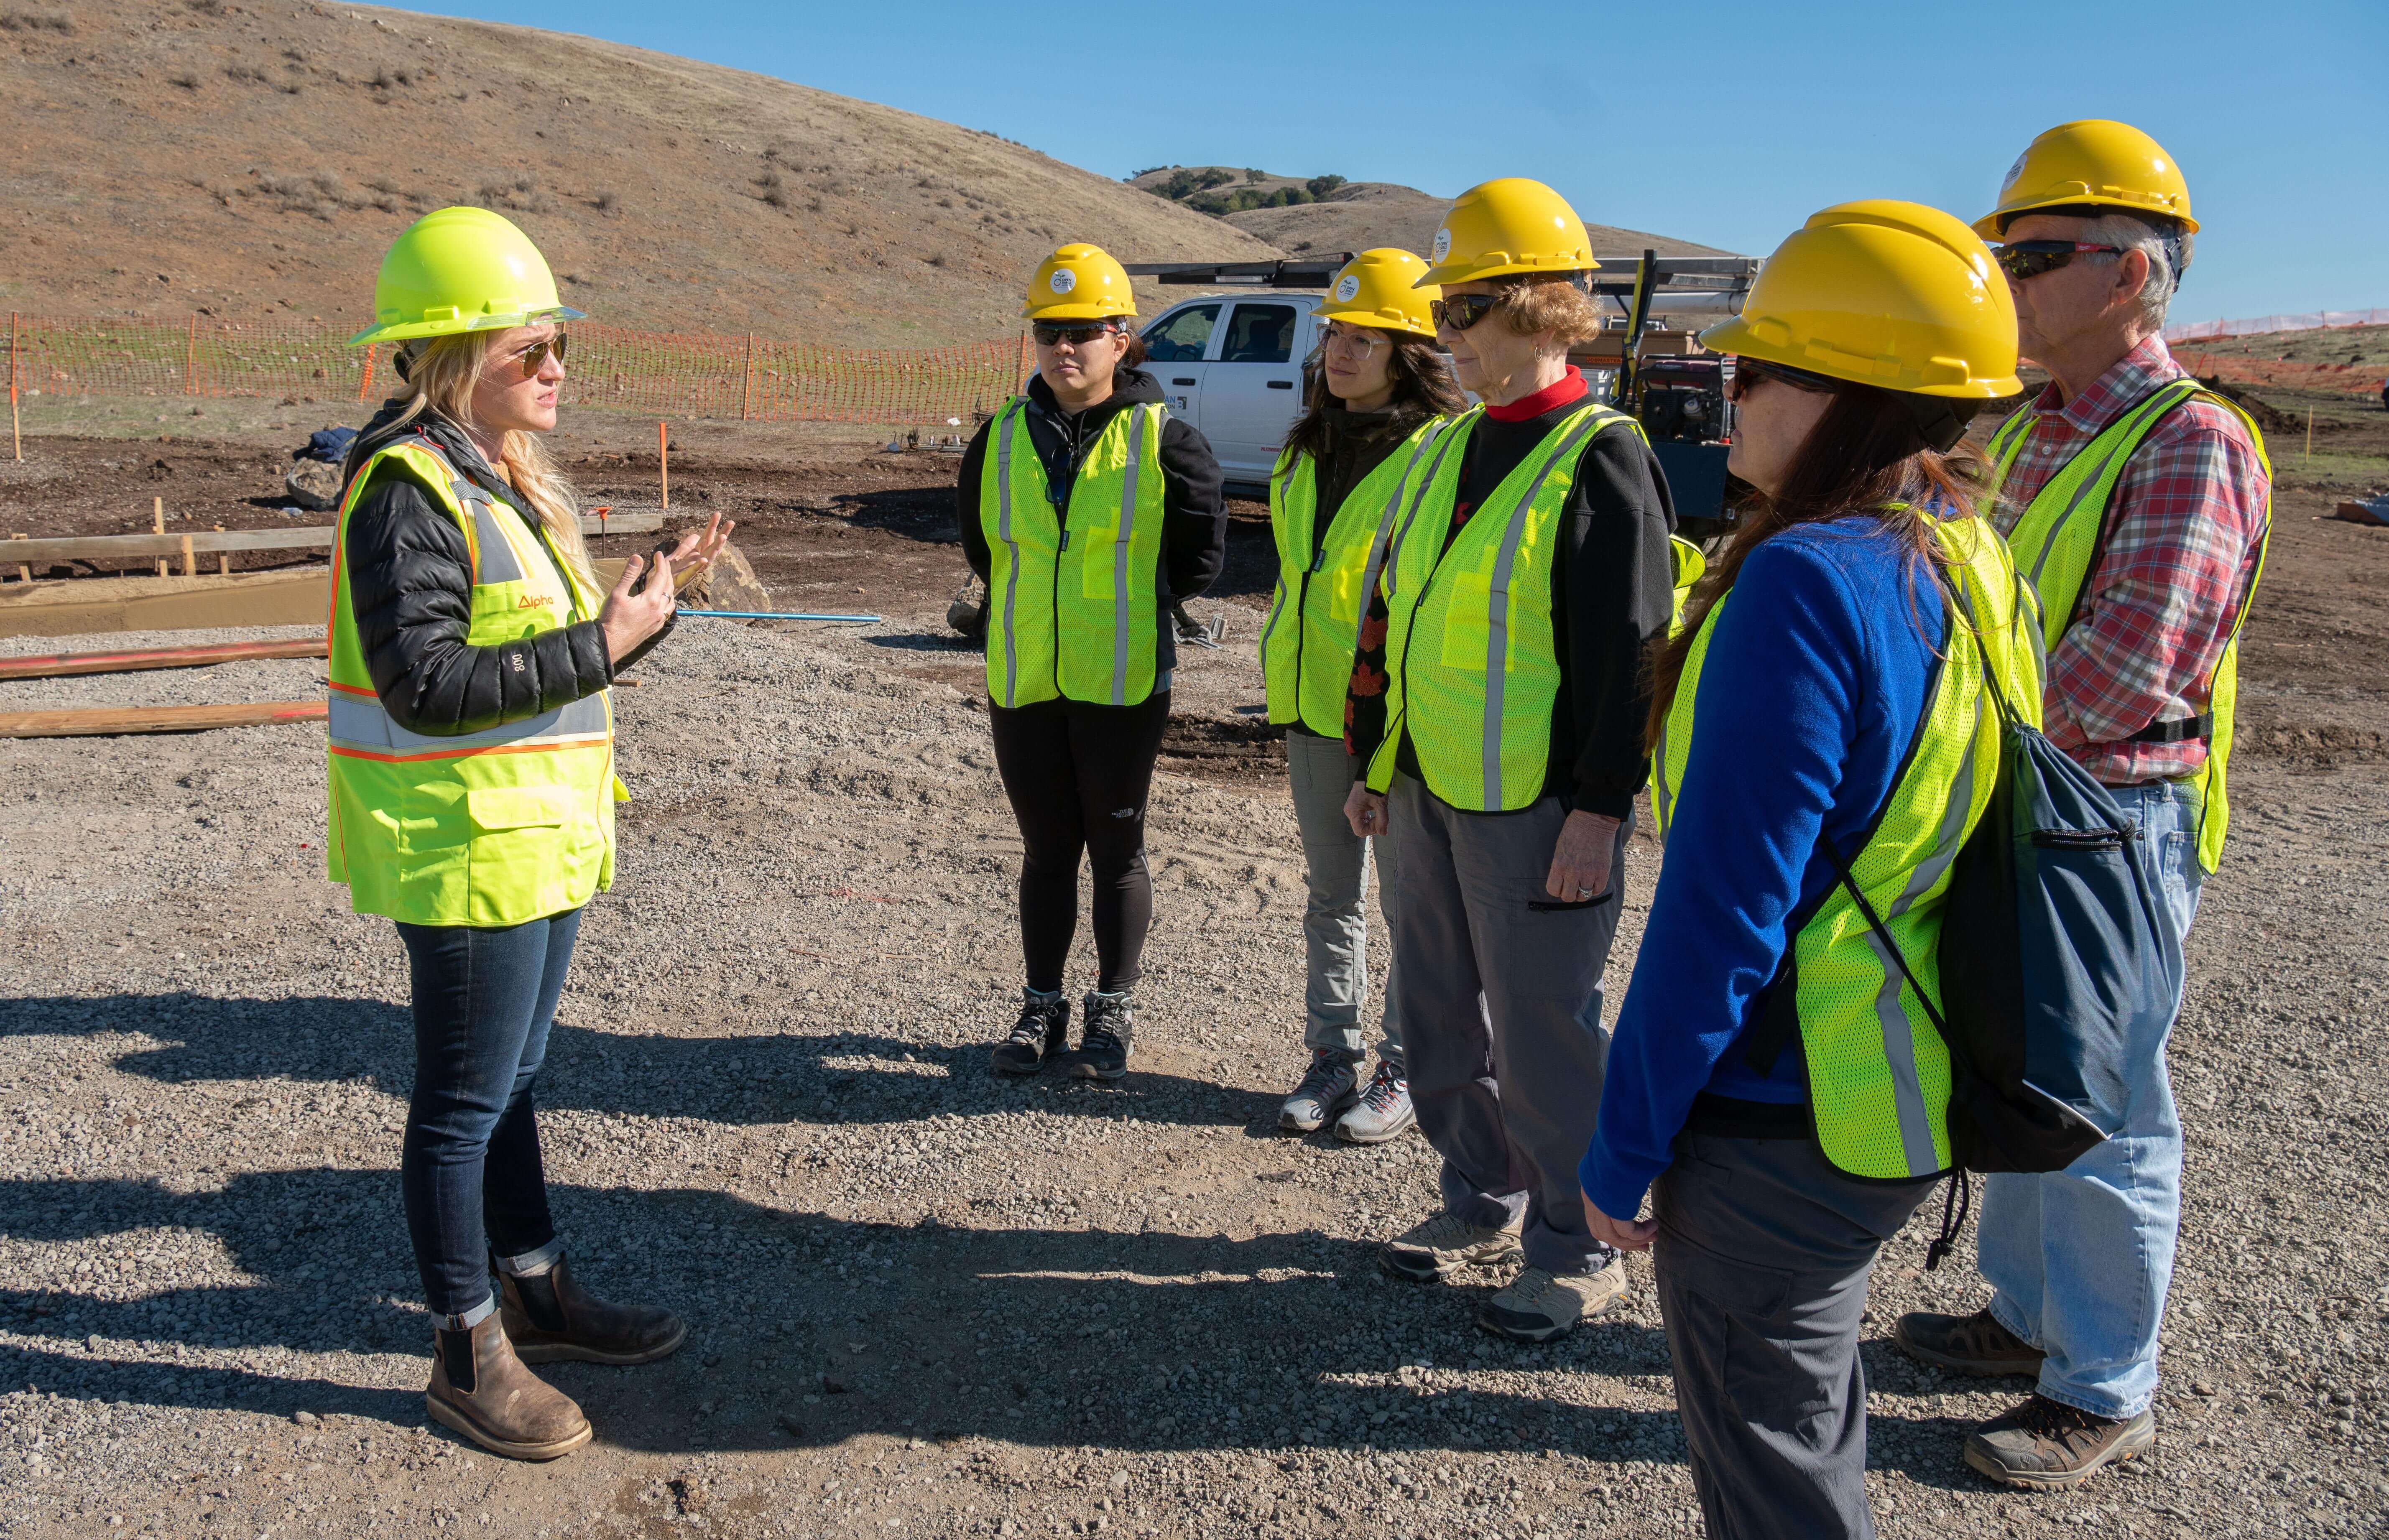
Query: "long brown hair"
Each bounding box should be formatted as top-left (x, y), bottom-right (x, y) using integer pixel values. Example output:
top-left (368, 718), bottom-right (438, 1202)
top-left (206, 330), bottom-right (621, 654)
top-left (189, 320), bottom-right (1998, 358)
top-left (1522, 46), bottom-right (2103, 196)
top-left (1643, 380), bottom-right (1988, 750)
top-left (1280, 331), bottom-right (1466, 467)
top-left (385, 331), bottom-right (596, 589)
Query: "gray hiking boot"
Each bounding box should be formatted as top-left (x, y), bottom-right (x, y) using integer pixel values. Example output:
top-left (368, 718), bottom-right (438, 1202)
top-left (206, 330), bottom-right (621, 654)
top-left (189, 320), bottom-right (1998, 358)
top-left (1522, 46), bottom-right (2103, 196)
top-left (1895, 1308), bottom-right (2046, 1377)
top-left (992, 989), bottom-right (1069, 1076)
top-left (1478, 1263), bottom-right (1629, 1342)
top-left (1280, 1049), bottom-right (1361, 1133)
top-left (1381, 1211), bottom-right (1524, 1283)
top-left (1063, 989), bottom-right (1134, 1080)
top-left (1334, 1058), bottom-right (1414, 1143)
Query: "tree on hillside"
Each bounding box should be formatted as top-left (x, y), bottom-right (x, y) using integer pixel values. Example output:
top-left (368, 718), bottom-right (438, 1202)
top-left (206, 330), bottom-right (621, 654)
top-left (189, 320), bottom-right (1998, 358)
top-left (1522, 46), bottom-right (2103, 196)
top-left (1307, 174), bottom-right (1346, 198)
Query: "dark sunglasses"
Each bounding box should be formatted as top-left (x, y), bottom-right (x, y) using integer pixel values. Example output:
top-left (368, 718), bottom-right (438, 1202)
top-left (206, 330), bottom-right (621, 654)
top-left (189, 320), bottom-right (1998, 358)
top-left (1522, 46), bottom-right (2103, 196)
top-left (1990, 240), bottom-right (2126, 281)
top-left (505, 332), bottom-right (569, 377)
top-left (1429, 293), bottom-right (1505, 333)
top-left (1032, 322), bottom-right (1122, 347)
top-left (1726, 355), bottom-right (1838, 400)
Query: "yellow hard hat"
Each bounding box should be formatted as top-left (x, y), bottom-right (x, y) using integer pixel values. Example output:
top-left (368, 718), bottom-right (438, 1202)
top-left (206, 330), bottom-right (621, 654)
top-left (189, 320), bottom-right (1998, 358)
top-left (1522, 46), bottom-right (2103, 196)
top-left (1024, 244), bottom-right (1136, 321)
top-left (1416, 178), bottom-right (1599, 287)
top-left (348, 206), bottom-right (584, 347)
top-left (1974, 119), bottom-right (2197, 238)
top-left (1314, 248), bottom-right (1438, 338)
top-left (1700, 200), bottom-right (2021, 399)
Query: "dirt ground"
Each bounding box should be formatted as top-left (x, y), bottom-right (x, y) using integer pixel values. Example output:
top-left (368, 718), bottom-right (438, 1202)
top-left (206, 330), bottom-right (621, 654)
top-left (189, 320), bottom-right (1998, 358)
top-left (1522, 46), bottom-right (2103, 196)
top-left (2, 400), bottom-right (2387, 1540)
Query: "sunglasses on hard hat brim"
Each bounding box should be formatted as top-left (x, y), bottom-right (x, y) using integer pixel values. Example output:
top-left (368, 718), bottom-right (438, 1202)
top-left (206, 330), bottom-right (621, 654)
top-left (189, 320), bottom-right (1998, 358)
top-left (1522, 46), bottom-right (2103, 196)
top-left (1032, 321), bottom-right (1126, 347)
top-left (1725, 356), bottom-right (1840, 401)
top-left (1989, 240), bottom-right (2126, 282)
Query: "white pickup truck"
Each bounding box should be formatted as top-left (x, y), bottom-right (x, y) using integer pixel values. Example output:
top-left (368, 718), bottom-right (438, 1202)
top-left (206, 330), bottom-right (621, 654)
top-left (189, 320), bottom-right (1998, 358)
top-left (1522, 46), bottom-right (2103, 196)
top-left (1135, 287), bottom-right (1325, 487)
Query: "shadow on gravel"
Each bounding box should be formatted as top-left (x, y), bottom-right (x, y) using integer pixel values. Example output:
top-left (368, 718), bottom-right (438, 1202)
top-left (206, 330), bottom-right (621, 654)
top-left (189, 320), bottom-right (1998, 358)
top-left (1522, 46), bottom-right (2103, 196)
top-left (823, 486), bottom-right (962, 546)
top-left (5, 1169), bottom-right (1703, 1465)
top-left (3, 992), bottom-right (1260, 1131)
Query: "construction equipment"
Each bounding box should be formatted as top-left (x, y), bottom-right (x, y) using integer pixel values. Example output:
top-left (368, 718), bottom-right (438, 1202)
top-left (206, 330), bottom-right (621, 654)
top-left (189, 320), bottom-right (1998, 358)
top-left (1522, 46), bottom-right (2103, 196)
top-left (1581, 253), bottom-right (1762, 541)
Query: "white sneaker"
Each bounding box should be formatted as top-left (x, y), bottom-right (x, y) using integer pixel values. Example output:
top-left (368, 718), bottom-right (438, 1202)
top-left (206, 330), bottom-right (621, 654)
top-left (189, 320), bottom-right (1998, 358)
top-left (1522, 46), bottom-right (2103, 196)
top-left (1334, 1059), bottom-right (1414, 1143)
top-left (1381, 1211), bottom-right (1523, 1283)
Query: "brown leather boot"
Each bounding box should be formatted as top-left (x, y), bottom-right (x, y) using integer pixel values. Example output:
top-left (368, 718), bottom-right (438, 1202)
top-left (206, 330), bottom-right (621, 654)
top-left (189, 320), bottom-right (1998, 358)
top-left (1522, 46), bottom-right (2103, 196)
top-left (497, 1255), bottom-right (687, 1367)
top-left (425, 1313), bottom-right (591, 1461)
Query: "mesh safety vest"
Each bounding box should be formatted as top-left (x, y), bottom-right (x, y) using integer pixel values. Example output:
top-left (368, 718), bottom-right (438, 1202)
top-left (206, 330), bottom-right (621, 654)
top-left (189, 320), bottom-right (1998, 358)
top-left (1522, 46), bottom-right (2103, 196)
top-left (1364, 401), bottom-right (1643, 811)
top-left (979, 398), bottom-right (1170, 708)
top-left (1987, 380), bottom-right (2271, 873)
top-left (1261, 419), bottom-right (1449, 738)
top-left (1653, 515), bottom-right (2044, 1180)
top-left (325, 437), bottom-right (620, 927)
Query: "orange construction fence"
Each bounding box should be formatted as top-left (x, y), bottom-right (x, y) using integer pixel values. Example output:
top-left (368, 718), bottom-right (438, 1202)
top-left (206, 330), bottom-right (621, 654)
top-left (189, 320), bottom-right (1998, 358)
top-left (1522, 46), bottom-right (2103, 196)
top-left (4, 314), bottom-right (1037, 426)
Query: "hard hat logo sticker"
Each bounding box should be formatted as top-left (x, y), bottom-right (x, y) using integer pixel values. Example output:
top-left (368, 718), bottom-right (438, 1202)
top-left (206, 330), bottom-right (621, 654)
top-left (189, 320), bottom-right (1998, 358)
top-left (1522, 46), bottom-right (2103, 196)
top-left (1050, 269), bottom-right (1077, 295)
top-left (1432, 228), bottom-right (1452, 263)
top-left (1335, 274), bottom-right (1360, 303)
top-left (2001, 152), bottom-right (2028, 193)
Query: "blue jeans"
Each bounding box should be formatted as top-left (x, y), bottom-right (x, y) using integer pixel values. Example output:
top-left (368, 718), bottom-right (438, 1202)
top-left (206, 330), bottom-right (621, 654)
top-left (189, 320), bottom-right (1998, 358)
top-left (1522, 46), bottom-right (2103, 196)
top-left (1978, 777), bottom-right (2204, 1419)
top-left (396, 908), bottom-right (581, 1318)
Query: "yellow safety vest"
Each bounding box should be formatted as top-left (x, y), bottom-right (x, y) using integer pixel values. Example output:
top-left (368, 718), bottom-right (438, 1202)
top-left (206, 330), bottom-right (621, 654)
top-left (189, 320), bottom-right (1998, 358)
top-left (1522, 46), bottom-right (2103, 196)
top-left (979, 398), bottom-right (1170, 708)
top-left (1653, 513), bottom-right (2043, 1180)
top-left (324, 437), bottom-right (620, 927)
top-left (1988, 379), bottom-right (2271, 874)
top-left (1261, 418), bottom-right (1450, 738)
top-left (1365, 400), bottom-right (1644, 811)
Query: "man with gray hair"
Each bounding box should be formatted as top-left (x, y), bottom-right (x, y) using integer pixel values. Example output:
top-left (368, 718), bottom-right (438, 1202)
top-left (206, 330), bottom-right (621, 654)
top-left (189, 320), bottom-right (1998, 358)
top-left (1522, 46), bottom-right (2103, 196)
top-left (1894, 120), bottom-right (2272, 1490)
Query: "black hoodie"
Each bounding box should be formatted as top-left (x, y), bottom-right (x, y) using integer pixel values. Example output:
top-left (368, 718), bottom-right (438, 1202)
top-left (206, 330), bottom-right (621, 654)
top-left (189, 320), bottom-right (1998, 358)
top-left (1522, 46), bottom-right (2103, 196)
top-left (338, 403), bottom-right (642, 737)
top-left (955, 367), bottom-right (1227, 685)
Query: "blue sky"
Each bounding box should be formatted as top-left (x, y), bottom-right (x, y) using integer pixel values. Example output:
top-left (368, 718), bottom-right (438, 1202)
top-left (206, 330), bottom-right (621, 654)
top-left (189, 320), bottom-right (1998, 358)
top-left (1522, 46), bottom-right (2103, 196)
top-left (404, 0), bottom-right (2387, 322)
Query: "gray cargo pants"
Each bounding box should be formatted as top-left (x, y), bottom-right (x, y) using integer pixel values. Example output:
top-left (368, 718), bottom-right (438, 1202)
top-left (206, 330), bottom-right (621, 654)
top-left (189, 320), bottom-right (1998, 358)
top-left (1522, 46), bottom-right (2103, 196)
top-left (1654, 1133), bottom-right (1936, 1540)
top-left (1285, 729), bottom-right (1401, 1064)
top-left (1391, 777), bottom-right (1630, 1275)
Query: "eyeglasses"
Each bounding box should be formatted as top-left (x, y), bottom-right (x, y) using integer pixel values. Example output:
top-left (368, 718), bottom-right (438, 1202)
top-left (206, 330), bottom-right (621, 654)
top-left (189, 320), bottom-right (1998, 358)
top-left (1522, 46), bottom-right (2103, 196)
top-left (1725, 356), bottom-right (1838, 401)
top-left (1990, 240), bottom-right (2126, 281)
top-left (505, 333), bottom-right (568, 378)
top-left (1429, 293), bottom-right (1505, 333)
top-left (1319, 324), bottom-right (1386, 360)
top-left (1032, 322), bottom-right (1122, 347)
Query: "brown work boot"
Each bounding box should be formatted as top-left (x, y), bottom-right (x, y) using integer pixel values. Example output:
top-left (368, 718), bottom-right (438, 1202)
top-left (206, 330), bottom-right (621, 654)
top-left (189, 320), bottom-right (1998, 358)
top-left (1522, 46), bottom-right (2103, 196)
top-left (498, 1255), bottom-right (687, 1366)
top-left (1894, 1308), bottom-right (2046, 1377)
top-left (1965, 1395), bottom-right (2154, 1489)
top-left (426, 1313), bottom-right (592, 1461)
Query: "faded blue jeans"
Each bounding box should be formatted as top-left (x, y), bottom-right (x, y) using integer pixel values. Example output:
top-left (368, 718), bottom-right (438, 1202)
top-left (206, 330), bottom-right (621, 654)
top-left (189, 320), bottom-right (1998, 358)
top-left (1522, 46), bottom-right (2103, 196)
top-left (1978, 776), bottom-right (2205, 1420)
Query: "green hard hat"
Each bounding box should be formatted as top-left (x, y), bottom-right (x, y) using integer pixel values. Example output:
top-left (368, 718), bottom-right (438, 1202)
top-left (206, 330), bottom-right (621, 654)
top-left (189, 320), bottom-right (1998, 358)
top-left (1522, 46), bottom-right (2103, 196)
top-left (348, 206), bottom-right (585, 347)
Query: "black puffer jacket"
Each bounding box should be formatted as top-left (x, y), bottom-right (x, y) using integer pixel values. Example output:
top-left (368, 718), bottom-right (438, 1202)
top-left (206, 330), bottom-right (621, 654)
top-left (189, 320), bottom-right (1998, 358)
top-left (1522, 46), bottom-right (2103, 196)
top-left (339, 405), bottom-right (651, 735)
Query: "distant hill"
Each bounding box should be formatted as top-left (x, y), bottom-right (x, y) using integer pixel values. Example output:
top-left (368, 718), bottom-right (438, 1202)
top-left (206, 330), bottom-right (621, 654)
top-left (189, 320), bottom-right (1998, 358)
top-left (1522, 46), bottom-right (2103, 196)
top-left (0, 3), bottom-right (1279, 346)
top-left (1129, 166), bottom-right (1737, 264)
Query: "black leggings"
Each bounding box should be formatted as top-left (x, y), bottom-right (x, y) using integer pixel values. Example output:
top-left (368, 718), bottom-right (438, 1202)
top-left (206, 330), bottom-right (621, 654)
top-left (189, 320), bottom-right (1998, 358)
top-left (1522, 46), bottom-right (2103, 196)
top-left (988, 691), bottom-right (1171, 994)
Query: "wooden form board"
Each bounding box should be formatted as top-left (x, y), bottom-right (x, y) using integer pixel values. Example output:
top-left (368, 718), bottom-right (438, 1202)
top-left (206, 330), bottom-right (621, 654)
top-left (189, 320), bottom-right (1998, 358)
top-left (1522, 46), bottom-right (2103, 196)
top-left (0, 699), bottom-right (328, 738)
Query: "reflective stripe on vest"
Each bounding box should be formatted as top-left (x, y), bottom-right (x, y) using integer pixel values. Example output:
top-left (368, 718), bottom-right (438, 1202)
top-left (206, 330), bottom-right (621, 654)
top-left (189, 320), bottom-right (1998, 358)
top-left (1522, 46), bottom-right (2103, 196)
top-left (1368, 402), bottom-right (1639, 811)
top-left (1989, 381), bottom-right (2273, 873)
top-left (1261, 418), bottom-right (1449, 738)
top-left (1653, 514), bottom-right (2044, 1180)
top-left (979, 398), bottom-right (1169, 708)
top-left (324, 436), bottom-right (618, 927)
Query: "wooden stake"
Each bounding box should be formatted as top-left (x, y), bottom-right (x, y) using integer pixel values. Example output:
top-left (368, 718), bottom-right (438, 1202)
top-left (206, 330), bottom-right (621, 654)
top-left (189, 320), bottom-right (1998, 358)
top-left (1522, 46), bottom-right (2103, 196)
top-left (357, 346), bottom-right (375, 403)
top-left (8, 311), bottom-right (20, 463)
top-left (8, 532), bottom-right (27, 584)
top-left (659, 420), bottom-right (669, 510)
top-left (214, 524), bottom-right (230, 576)
top-left (2306, 407), bottom-right (2315, 463)
top-left (184, 313), bottom-right (199, 397)
top-left (741, 333), bottom-right (755, 421)
top-left (153, 496), bottom-right (168, 578)
top-left (180, 533), bottom-right (196, 577)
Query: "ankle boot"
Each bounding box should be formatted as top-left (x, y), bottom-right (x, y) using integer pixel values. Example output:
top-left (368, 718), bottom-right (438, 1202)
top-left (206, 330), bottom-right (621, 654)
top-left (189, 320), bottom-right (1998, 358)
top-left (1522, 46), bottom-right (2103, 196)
top-left (425, 1313), bottom-right (591, 1461)
top-left (498, 1255), bottom-right (687, 1366)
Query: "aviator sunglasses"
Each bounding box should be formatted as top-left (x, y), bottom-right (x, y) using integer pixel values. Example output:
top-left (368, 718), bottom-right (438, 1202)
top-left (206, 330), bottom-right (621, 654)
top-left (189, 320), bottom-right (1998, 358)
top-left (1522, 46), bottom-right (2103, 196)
top-left (1989, 240), bottom-right (2126, 282)
top-left (505, 332), bottom-right (569, 378)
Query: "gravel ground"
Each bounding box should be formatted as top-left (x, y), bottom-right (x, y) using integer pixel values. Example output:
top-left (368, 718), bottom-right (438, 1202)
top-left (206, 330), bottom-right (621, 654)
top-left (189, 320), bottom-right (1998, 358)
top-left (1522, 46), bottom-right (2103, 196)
top-left (1, 607), bottom-right (2384, 1540)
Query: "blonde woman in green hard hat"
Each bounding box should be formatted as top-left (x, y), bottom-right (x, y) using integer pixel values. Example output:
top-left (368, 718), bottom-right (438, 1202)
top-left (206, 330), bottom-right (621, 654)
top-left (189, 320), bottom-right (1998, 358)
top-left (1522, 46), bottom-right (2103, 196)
top-left (332, 206), bottom-right (728, 1461)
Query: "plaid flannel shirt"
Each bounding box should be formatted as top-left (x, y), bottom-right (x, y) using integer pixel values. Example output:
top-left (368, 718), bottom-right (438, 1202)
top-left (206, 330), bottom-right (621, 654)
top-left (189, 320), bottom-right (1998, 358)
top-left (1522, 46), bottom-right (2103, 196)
top-left (1990, 336), bottom-right (2270, 786)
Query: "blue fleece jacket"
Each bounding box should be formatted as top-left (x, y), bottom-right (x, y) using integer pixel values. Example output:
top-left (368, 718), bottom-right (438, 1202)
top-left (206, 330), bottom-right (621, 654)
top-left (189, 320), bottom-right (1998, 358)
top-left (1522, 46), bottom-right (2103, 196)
top-left (1580, 517), bottom-right (1948, 1220)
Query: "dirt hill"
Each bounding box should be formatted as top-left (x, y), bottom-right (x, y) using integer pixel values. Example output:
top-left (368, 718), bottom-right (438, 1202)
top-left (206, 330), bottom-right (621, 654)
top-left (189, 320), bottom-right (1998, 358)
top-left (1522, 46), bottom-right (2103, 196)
top-left (1129, 166), bottom-right (1737, 263)
top-left (0, 3), bottom-right (1279, 347)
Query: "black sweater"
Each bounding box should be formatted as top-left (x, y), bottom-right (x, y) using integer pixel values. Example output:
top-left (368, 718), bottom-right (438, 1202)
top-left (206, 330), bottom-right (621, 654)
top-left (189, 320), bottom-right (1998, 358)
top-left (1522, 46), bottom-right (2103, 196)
top-left (957, 369), bottom-right (1227, 683)
top-left (1346, 373), bottom-right (1676, 818)
top-left (339, 405), bottom-right (656, 735)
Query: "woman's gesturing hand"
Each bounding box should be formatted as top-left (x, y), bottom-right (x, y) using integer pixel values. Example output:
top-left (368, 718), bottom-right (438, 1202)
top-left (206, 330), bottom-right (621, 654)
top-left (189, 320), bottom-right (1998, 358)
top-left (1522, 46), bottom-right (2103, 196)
top-left (1545, 810), bottom-right (1621, 903)
top-left (1345, 782), bottom-right (1389, 840)
top-left (661, 510), bottom-right (735, 578)
top-left (597, 513), bottom-right (736, 664)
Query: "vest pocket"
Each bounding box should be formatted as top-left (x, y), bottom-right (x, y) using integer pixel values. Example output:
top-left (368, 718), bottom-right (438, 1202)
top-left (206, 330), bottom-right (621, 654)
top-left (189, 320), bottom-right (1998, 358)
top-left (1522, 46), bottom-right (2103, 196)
top-left (1435, 572), bottom-right (1500, 670)
top-left (465, 786), bottom-right (569, 830)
